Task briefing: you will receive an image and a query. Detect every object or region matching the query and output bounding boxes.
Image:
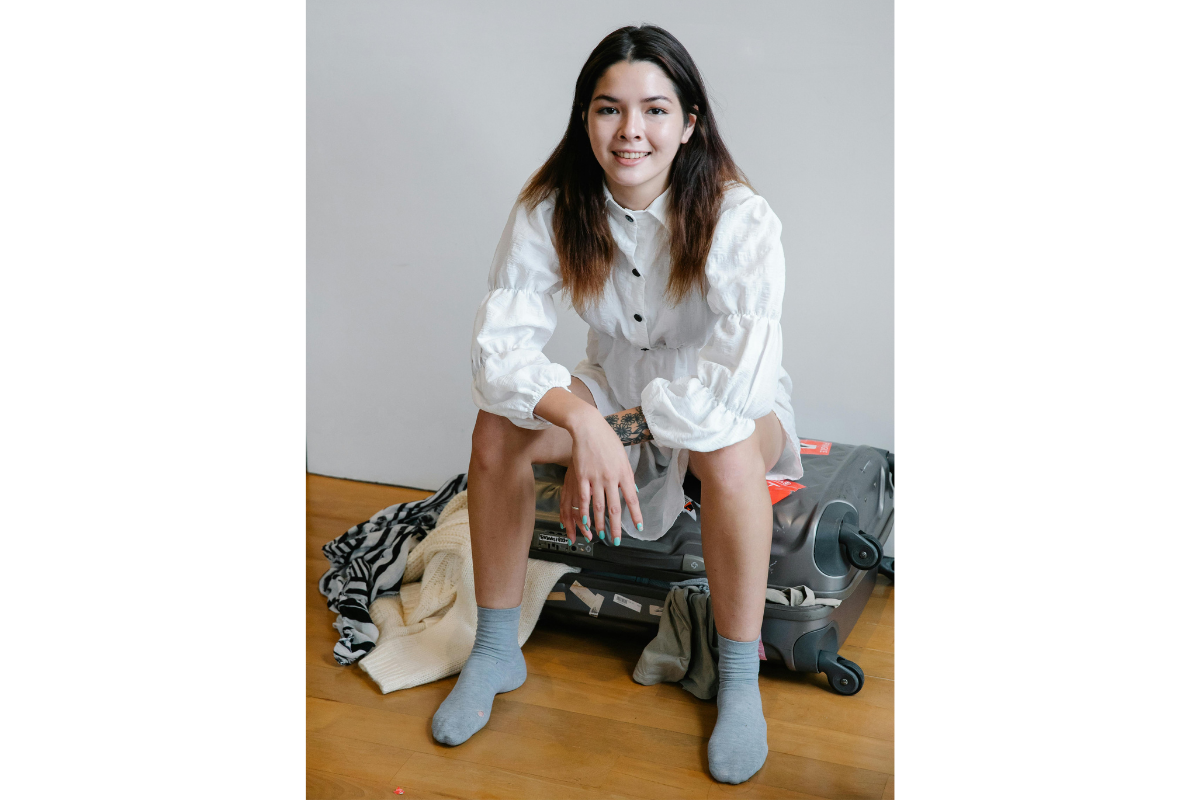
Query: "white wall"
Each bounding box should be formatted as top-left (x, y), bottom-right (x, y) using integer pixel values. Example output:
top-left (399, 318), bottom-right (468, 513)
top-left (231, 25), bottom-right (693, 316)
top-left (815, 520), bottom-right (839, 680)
top-left (308, 0), bottom-right (893, 489)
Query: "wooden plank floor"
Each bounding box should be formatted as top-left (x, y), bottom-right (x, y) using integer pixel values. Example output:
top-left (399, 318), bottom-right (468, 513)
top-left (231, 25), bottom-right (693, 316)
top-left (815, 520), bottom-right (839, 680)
top-left (307, 473), bottom-right (895, 800)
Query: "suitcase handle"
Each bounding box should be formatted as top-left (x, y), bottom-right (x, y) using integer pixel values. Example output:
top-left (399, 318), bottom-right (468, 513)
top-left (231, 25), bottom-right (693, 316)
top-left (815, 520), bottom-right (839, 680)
top-left (878, 464), bottom-right (887, 516)
top-left (593, 545), bottom-right (702, 574)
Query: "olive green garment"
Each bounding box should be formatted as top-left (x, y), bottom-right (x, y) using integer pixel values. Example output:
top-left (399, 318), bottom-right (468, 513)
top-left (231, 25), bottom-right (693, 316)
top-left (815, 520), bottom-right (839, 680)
top-left (632, 580), bottom-right (720, 700)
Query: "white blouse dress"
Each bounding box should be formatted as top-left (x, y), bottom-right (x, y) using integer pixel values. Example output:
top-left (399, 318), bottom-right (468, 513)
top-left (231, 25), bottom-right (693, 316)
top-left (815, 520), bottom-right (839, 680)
top-left (470, 182), bottom-right (804, 542)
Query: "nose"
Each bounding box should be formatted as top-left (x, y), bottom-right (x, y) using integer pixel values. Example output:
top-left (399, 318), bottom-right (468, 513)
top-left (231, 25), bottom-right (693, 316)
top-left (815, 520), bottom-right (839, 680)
top-left (619, 112), bottom-right (644, 142)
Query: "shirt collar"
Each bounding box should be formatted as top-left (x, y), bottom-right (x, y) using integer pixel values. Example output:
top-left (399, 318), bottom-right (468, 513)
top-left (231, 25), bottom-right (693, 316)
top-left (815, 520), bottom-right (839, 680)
top-left (602, 183), bottom-right (672, 227)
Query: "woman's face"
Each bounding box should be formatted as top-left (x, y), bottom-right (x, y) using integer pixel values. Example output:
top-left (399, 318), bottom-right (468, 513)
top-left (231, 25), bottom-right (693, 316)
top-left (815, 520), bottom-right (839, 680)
top-left (585, 60), bottom-right (696, 210)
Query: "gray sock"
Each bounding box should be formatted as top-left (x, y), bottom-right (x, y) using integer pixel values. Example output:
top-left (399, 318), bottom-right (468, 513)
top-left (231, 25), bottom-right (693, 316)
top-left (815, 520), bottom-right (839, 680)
top-left (431, 604), bottom-right (526, 746)
top-left (707, 633), bottom-right (769, 784)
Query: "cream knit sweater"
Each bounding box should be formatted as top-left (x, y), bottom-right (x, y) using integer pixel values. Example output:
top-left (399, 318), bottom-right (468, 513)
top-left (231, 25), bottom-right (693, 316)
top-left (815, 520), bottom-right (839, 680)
top-left (358, 490), bottom-right (579, 694)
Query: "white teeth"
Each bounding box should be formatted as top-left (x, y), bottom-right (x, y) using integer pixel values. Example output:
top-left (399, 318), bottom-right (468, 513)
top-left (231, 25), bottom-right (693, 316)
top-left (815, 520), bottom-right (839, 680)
top-left (615, 151), bottom-right (648, 159)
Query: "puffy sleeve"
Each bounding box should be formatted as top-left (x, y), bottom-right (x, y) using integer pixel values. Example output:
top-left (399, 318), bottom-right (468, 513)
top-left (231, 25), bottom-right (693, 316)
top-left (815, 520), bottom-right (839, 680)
top-left (470, 196), bottom-right (573, 430)
top-left (640, 190), bottom-right (786, 451)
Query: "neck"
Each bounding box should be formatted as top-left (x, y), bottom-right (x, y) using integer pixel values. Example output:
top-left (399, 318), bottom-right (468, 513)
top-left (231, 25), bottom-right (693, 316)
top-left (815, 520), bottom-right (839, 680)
top-left (606, 175), bottom-right (669, 211)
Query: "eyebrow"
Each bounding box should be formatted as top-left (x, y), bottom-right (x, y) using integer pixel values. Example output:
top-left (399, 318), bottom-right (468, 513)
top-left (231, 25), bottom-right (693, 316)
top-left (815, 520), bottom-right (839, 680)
top-left (592, 94), bottom-right (674, 104)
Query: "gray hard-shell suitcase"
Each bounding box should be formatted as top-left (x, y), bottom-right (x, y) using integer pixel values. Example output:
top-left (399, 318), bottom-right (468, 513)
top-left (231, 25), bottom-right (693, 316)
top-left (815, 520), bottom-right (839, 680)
top-left (527, 439), bottom-right (894, 695)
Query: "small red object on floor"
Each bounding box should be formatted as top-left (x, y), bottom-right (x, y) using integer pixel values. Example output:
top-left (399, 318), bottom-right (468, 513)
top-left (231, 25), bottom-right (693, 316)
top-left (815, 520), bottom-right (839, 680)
top-left (393, 789), bottom-right (404, 795)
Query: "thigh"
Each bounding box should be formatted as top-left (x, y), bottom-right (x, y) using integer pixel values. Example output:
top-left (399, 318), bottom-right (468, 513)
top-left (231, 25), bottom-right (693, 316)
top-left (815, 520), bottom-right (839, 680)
top-left (481, 377), bottom-right (598, 468)
top-left (755, 411), bottom-right (787, 473)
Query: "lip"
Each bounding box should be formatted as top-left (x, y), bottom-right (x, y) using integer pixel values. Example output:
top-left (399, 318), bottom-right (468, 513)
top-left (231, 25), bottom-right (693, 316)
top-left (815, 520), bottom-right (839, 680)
top-left (612, 151), bottom-right (650, 167)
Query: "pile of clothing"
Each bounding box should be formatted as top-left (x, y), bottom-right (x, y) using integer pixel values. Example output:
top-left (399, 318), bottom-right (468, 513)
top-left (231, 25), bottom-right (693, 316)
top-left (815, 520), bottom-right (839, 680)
top-left (318, 476), bottom-right (837, 698)
top-left (318, 475), bottom-right (577, 694)
top-left (631, 579), bottom-right (840, 699)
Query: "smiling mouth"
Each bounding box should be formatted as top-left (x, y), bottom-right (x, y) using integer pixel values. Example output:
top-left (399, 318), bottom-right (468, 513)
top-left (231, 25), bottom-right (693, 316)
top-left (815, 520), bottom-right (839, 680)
top-left (613, 151), bottom-right (649, 159)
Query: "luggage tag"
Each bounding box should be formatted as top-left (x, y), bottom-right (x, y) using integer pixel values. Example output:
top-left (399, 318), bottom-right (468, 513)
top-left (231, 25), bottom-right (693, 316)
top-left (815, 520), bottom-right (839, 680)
top-left (569, 580), bottom-right (604, 616)
top-left (766, 479), bottom-right (804, 504)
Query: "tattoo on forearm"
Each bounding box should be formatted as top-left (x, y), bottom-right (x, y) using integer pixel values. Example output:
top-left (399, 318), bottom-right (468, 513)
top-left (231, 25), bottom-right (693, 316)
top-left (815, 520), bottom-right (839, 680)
top-left (605, 406), bottom-right (653, 445)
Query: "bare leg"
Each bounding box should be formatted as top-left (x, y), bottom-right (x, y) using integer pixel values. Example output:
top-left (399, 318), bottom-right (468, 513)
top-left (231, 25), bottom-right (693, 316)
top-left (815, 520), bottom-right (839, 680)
top-left (689, 412), bottom-right (786, 641)
top-left (687, 412), bottom-right (786, 784)
top-left (433, 379), bottom-right (597, 746)
top-left (467, 377), bottom-right (596, 609)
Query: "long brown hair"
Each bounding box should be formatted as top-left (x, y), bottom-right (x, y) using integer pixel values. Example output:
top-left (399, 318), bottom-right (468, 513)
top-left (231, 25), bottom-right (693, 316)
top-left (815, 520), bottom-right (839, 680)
top-left (519, 25), bottom-right (750, 310)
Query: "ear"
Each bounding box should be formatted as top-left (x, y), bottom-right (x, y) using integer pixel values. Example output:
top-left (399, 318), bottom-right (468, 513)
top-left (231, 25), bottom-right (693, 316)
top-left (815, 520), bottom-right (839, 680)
top-left (681, 108), bottom-right (697, 144)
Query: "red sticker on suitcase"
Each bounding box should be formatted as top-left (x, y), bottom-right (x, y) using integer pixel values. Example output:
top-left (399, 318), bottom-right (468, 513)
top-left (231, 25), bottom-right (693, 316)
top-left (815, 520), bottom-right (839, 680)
top-left (766, 479), bottom-right (804, 504)
top-left (798, 439), bottom-right (832, 456)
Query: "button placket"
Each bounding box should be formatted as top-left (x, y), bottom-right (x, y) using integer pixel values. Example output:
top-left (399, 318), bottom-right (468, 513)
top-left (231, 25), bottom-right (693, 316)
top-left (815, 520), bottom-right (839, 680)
top-left (631, 224), bottom-right (648, 349)
top-left (611, 210), bottom-right (636, 265)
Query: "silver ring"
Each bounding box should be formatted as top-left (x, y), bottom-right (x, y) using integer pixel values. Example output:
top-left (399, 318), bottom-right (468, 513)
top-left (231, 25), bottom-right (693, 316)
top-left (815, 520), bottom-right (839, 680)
top-left (571, 507), bottom-right (580, 510)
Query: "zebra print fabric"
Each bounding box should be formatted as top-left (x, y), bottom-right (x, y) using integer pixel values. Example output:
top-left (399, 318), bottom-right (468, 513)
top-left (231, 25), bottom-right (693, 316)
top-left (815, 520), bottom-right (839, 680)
top-left (319, 474), bottom-right (468, 665)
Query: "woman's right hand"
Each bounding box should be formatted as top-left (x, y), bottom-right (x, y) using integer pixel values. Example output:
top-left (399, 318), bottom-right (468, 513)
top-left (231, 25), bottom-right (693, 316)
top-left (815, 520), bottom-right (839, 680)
top-left (559, 410), bottom-right (643, 545)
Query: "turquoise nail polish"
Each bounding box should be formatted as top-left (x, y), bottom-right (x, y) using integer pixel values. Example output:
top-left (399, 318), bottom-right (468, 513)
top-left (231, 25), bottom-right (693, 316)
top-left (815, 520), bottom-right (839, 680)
top-left (636, 522), bottom-right (643, 532)
top-left (582, 515), bottom-right (589, 526)
top-left (598, 530), bottom-right (605, 539)
top-left (559, 523), bottom-right (564, 529)
top-left (614, 536), bottom-right (621, 546)
top-left (635, 485), bottom-right (639, 493)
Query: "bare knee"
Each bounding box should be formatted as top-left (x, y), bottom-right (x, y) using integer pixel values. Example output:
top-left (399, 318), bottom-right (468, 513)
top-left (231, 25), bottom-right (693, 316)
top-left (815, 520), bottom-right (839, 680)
top-left (470, 411), bottom-right (525, 473)
top-left (688, 437), bottom-right (765, 488)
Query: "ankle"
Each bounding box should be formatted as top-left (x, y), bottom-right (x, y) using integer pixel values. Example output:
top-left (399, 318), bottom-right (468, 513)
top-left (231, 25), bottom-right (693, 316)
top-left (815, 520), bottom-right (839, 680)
top-left (471, 604), bottom-right (522, 661)
top-left (716, 633), bottom-right (761, 688)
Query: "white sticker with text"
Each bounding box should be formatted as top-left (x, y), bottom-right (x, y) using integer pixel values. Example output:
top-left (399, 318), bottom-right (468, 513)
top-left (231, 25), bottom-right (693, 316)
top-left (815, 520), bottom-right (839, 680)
top-left (613, 594), bottom-right (642, 613)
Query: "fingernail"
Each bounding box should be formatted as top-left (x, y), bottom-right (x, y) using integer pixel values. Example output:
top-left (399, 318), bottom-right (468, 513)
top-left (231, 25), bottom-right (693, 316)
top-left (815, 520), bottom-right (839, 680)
top-left (582, 515), bottom-right (589, 526)
top-left (635, 486), bottom-right (639, 493)
top-left (559, 523), bottom-right (565, 529)
top-left (636, 522), bottom-right (643, 532)
top-left (598, 530), bottom-right (605, 539)
top-left (614, 536), bottom-right (621, 546)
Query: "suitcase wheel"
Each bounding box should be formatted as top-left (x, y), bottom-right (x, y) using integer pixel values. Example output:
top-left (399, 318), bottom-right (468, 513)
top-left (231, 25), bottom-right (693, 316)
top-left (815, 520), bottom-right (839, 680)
top-left (817, 650), bottom-right (865, 696)
top-left (879, 556), bottom-right (894, 582)
top-left (840, 527), bottom-right (883, 571)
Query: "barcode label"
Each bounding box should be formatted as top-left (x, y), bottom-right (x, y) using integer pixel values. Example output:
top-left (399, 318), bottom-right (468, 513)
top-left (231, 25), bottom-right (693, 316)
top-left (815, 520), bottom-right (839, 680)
top-left (613, 594), bottom-right (642, 613)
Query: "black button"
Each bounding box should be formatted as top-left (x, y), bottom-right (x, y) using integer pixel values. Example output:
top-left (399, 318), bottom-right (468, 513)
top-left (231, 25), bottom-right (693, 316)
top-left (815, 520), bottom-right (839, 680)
top-left (633, 314), bottom-right (643, 322)
top-left (625, 214), bottom-right (634, 222)
top-left (641, 348), bottom-right (649, 351)
top-left (631, 268), bottom-right (641, 277)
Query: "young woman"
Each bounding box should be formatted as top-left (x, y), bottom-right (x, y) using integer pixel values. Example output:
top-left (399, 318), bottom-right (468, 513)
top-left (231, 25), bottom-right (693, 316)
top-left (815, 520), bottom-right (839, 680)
top-left (434, 25), bottom-right (804, 785)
